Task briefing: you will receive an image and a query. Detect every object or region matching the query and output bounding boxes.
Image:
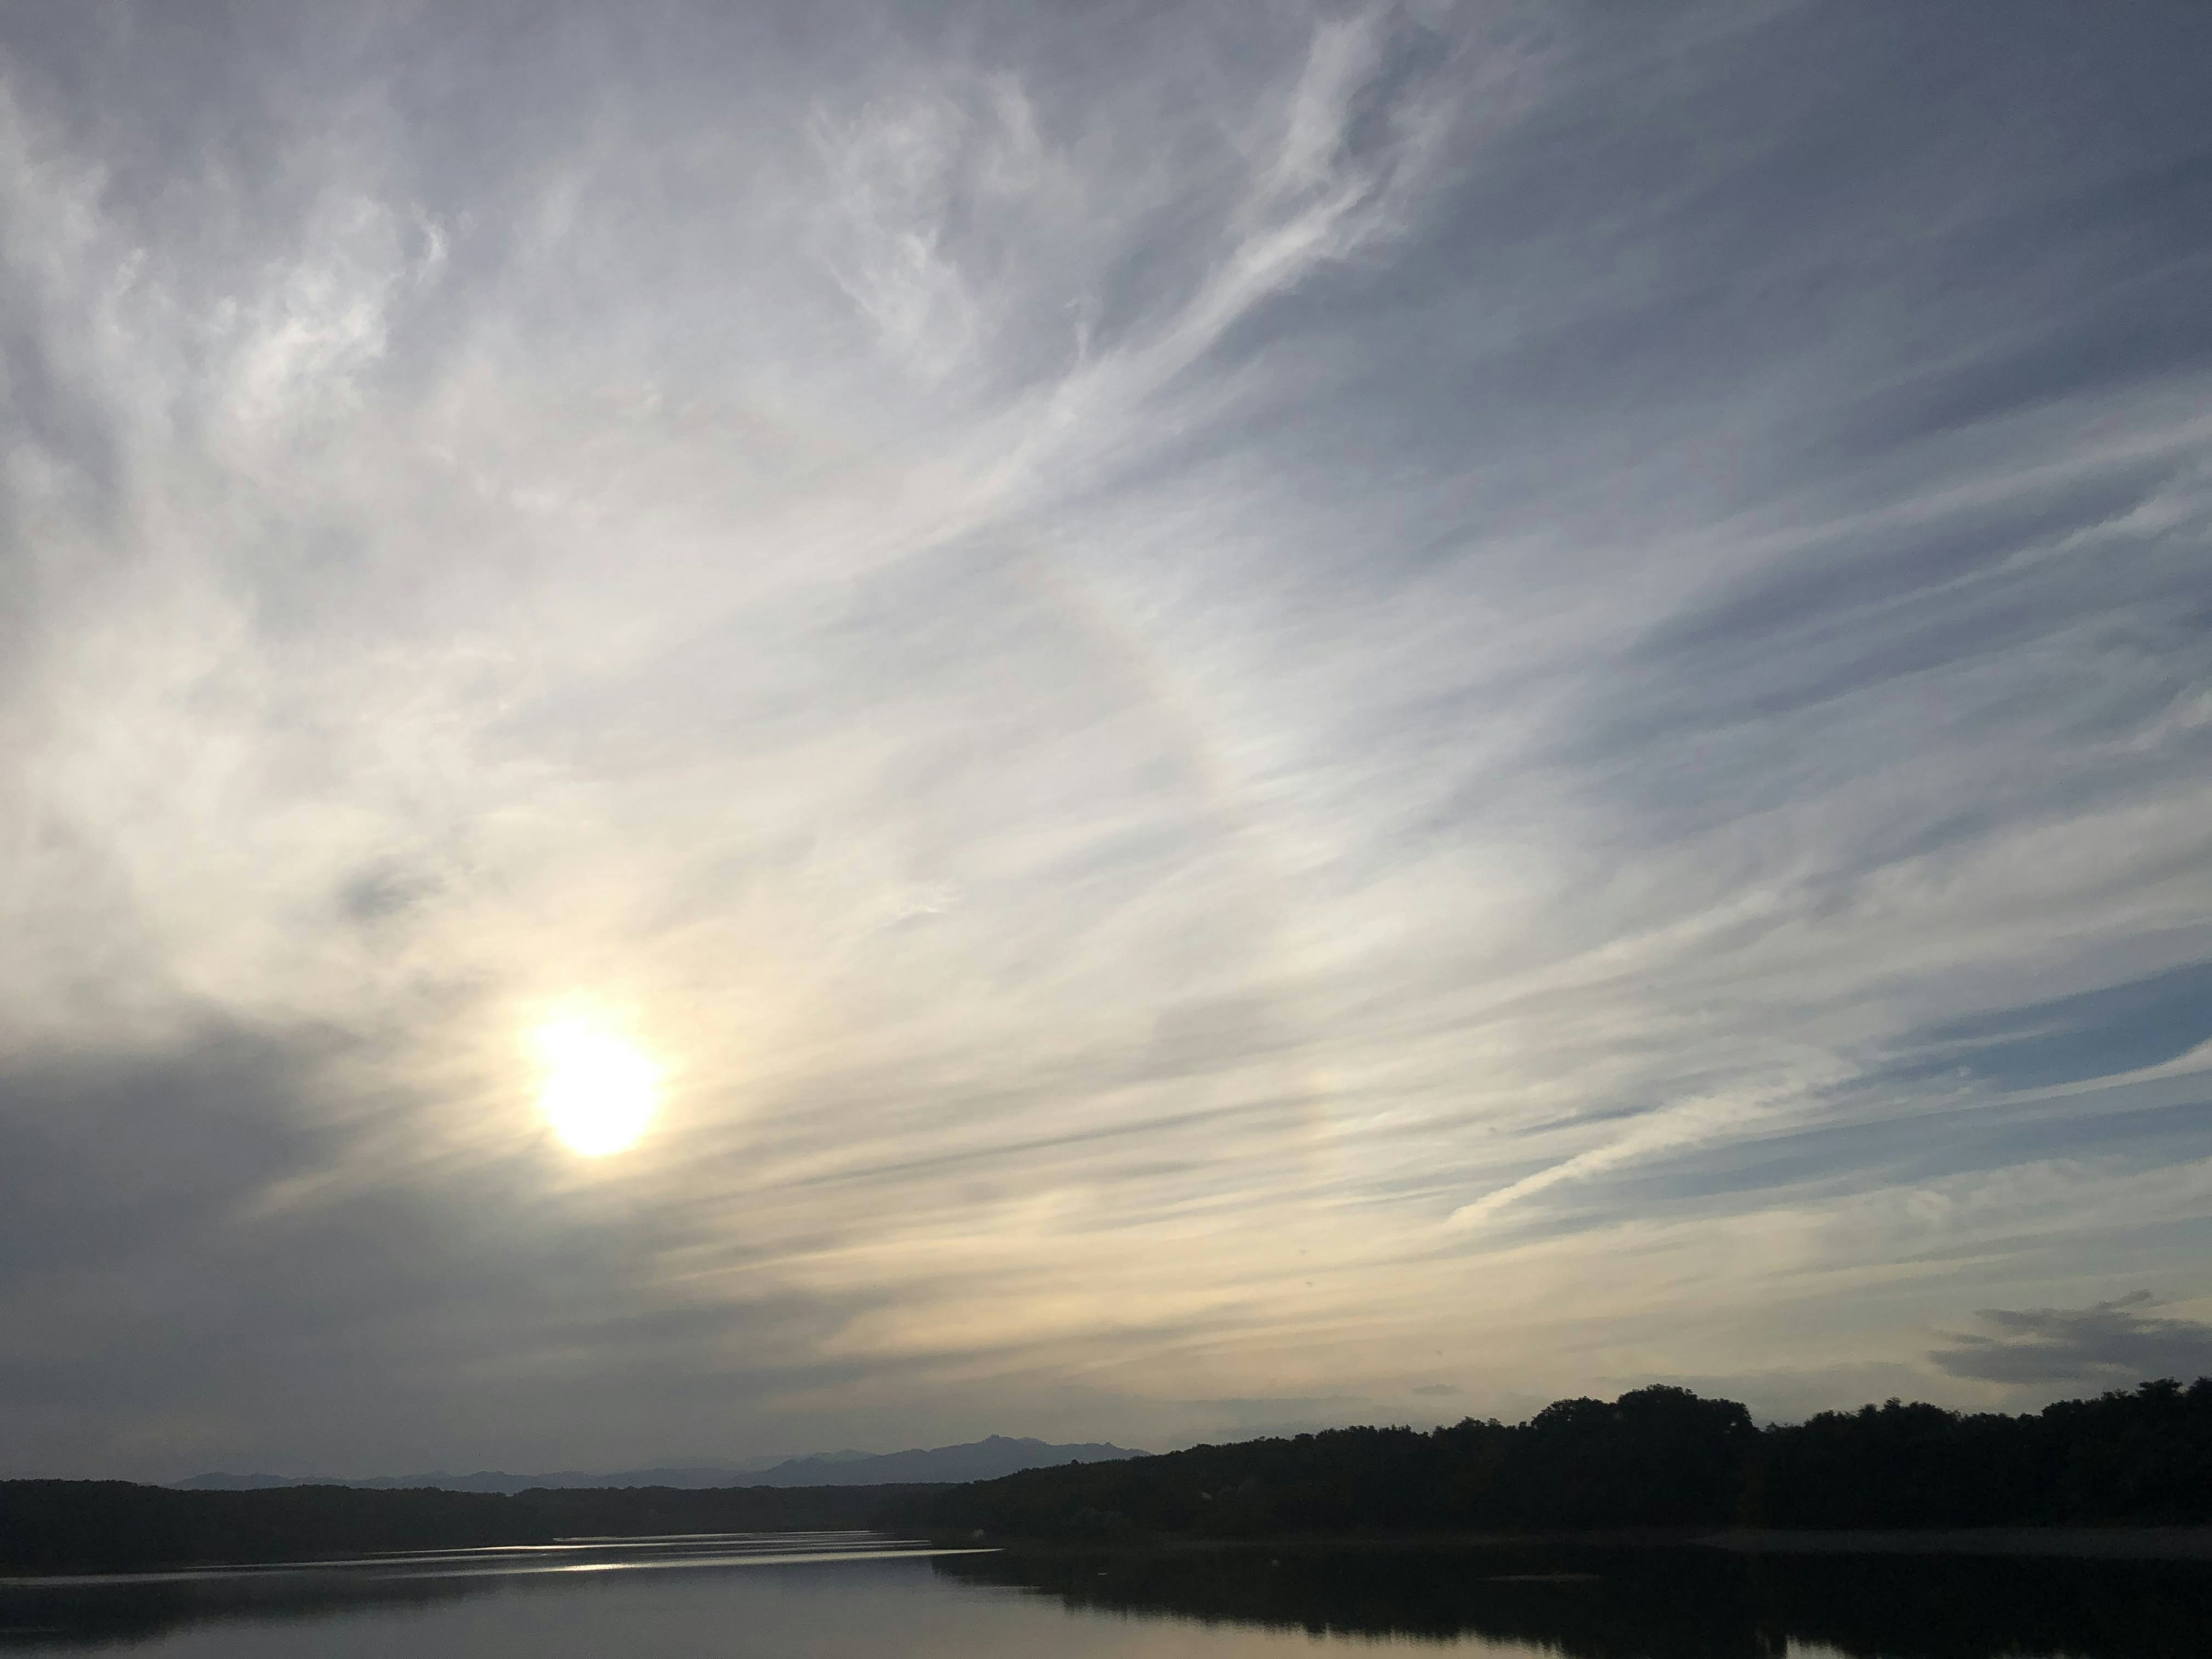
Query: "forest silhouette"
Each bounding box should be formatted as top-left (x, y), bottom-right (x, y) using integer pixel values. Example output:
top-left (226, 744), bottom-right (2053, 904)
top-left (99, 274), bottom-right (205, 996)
top-left (3, 1378), bottom-right (2208, 1573)
top-left (918, 1378), bottom-right (2212, 1539)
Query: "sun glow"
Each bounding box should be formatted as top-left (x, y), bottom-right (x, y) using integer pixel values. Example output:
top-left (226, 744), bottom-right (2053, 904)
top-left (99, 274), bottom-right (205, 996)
top-left (532, 1018), bottom-right (660, 1156)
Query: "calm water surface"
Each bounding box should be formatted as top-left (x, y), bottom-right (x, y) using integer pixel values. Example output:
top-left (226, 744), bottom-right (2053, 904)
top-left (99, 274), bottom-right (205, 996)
top-left (2, 1530), bottom-right (2207, 1657)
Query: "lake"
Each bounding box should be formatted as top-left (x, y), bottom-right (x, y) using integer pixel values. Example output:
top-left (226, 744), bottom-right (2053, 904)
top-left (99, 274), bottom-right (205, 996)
top-left (2, 1529), bottom-right (2207, 1657)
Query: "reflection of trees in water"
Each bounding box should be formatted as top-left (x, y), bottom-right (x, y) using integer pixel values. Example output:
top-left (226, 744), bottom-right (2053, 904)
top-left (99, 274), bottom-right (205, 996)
top-left (0, 1569), bottom-right (490, 1649)
top-left (934, 1543), bottom-right (2212, 1659)
top-left (8, 1544), bottom-right (2209, 1656)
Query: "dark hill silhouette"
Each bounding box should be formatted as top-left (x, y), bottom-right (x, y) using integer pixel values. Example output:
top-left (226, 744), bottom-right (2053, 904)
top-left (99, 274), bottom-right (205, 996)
top-left (756, 1434), bottom-right (1142, 1486)
top-left (176, 1435), bottom-right (1143, 1495)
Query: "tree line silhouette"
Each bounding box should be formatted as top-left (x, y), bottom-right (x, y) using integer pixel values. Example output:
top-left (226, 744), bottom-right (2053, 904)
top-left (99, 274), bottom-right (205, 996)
top-left (3, 1377), bottom-right (2207, 1571)
top-left (917, 1377), bottom-right (2212, 1539)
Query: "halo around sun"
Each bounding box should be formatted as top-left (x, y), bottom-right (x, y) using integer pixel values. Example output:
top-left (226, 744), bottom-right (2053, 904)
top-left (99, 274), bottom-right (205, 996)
top-left (532, 1017), bottom-right (660, 1156)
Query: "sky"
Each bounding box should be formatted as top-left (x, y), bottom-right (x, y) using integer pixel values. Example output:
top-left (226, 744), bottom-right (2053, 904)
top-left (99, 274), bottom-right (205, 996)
top-left (2, 1), bottom-right (2210, 1481)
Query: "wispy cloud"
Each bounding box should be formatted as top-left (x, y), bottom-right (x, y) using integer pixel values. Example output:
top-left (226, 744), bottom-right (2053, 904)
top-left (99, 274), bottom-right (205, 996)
top-left (1, 2), bottom-right (2209, 1476)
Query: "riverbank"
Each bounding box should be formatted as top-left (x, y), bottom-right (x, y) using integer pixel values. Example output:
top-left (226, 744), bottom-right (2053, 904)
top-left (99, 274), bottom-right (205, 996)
top-left (0, 1480), bottom-right (940, 1575)
top-left (1702, 1526), bottom-right (2212, 1560)
top-left (949, 1525), bottom-right (2212, 1562)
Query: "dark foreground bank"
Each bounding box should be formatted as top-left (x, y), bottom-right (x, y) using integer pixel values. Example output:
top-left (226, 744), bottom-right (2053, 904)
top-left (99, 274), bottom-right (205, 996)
top-left (0, 1481), bottom-right (936, 1574)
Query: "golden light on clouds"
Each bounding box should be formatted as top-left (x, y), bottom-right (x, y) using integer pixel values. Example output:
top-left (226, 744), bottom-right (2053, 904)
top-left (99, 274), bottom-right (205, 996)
top-left (532, 1017), bottom-right (661, 1156)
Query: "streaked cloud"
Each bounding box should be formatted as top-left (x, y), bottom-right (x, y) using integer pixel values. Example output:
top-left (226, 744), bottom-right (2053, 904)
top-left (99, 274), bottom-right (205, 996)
top-left (1, 2), bottom-right (2209, 1476)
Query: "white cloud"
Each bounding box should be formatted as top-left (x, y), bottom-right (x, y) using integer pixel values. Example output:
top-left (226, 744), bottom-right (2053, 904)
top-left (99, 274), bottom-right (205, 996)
top-left (1, 1), bottom-right (2209, 1474)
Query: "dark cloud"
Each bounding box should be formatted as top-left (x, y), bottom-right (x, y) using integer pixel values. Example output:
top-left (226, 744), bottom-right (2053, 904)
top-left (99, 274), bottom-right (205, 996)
top-left (338, 863), bottom-right (442, 923)
top-left (0, 1029), bottom-right (897, 1476)
top-left (0, 1029), bottom-right (335, 1281)
top-left (1930, 1293), bottom-right (2212, 1387)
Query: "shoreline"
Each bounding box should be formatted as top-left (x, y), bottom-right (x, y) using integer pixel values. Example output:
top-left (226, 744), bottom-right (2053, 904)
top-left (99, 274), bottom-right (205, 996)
top-left (969, 1527), bottom-right (2212, 1563)
top-left (1700, 1527), bottom-right (2212, 1560)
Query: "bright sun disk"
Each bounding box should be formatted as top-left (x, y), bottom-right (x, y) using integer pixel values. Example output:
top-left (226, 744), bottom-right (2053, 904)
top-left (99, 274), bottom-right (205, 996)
top-left (533, 1018), bottom-right (659, 1156)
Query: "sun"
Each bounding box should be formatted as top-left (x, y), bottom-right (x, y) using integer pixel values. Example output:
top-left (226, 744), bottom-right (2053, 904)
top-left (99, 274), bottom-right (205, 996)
top-left (532, 1018), bottom-right (660, 1156)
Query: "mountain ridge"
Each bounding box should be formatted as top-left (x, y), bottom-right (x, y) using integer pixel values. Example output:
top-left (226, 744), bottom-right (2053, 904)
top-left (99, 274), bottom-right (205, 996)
top-left (175, 1433), bottom-right (1146, 1494)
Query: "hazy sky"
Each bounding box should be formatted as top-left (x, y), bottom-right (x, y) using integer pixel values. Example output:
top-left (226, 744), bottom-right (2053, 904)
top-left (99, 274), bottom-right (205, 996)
top-left (3, 1), bottom-right (2210, 1480)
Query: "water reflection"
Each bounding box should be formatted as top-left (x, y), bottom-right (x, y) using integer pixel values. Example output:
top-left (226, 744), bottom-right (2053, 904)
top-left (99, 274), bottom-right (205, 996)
top-left (0, 1531), bottom-right (956, 1650)
top-left (2, 1532), bottom-right (2207, 1656)
top-left (935, 1540), bottom-right (2212, 1659)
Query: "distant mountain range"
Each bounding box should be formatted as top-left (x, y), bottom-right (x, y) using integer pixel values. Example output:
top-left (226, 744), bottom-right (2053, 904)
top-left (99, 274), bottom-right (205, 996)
top-left (175, 1434), bottom-right (1145, 1494)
